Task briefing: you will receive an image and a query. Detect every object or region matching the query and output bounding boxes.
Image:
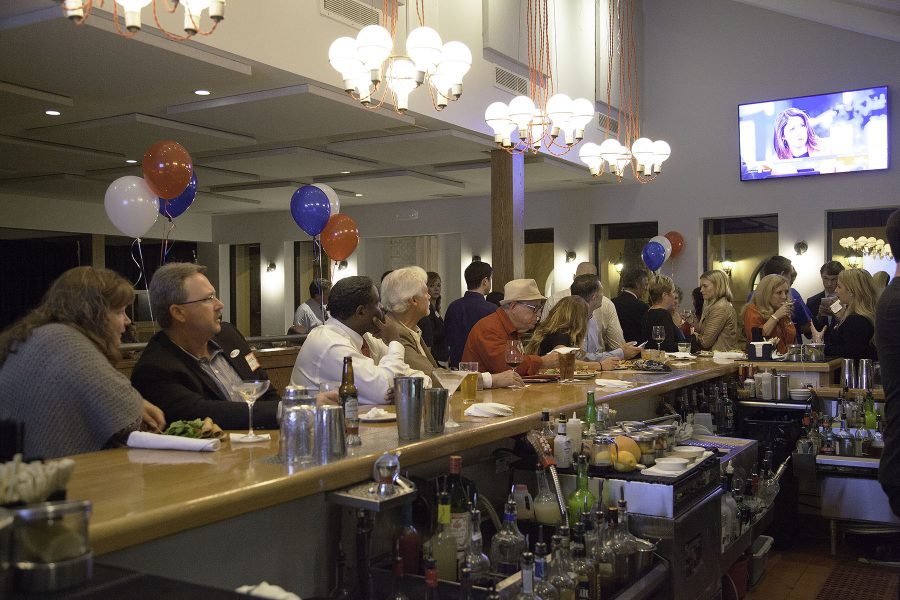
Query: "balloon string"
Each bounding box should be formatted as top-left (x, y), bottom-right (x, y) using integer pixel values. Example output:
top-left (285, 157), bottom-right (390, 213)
top-left (161, 213), bottom-right (176, 264)
top-left (130, 238), bottom-right (145, 288)
top-left (132, 238), bottom-right (154, 324)
top-left (318, 236), bottom-right (329, 323)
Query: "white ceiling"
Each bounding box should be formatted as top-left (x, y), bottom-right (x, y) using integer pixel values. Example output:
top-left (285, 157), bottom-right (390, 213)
top-left (0, 1), bottom-right (895, 218)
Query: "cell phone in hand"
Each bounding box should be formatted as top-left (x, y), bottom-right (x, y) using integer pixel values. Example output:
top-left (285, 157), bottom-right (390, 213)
top-left (830, 299), bottom-right (843, 314)
top-left (630, 341), bottom-right (648, 349)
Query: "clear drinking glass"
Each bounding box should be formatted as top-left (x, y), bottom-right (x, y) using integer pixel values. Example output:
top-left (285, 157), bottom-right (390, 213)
top-left (458, 361), bottom-right (480, 404)
top-left (232, 380), bottom-right (271, 441)
top-left (651, 325), bottom-right (666, 352)
top-left (504, 340), bottom-right (524, 370)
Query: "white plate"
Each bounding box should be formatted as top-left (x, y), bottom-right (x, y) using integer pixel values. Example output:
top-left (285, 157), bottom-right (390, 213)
top-left (360, 410), bottom-right (396, 422)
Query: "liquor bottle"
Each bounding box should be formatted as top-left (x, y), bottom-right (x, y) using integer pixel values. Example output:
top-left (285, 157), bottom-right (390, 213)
top-left (388, 546), bottom-right (410, 600)
top-left (490, 495), bottom-right (527, 576)
top-left (836, 409), bottom-right (853, 456)
top-left (871, 410), bottom-right (885, 458)
top-left (534, 464), bottom-right (562, 526)
top-left (720, 476), bottom-right (737, 549)
top-left (864, 390), bottom-right (877, 430)
top-left (548, 534), bottom-right (576, 600)
top-left (566, 454), bottom-right (596, 527)
top-left (424, 558), bottom-right (441, 600)
top-left (581, 512), bottom-right (597, 562)
top-left (855, 421), bottom-right (870, 457)
top-left (584, 391), bottom-right (597, 434)
top-left (554, 419), bottom-right (572, 469)
top-left (433, 491), bottom-right (458, 582)
top-left (515, 552), bottom-right (540, 600)
top-left (567, 413), bottom-right (583, 455)
top-left (329, 543), bottom-right (352, 600)
top-left (458, 567), bottom-right (475, 600)
top-left (821, 419), bottom-right (835, 456)
top-left (720, 382), bottom-right (734, 433)
top-left (463, 505), bottom-right (491, 586)
top-left (339, 356), bottom-right (361, 446)
top-left (533, 541), bottom-right (560, 600)
top-left (395, 502), bottom-right (422, 575)
top-left (541, 409), bottom-right (556, 444)
top-left (570, 523), bottom-right (597, 600)
top-left (447, 456), bottom-right (470, 560)
top-left (597, 508), bottom-right (622, 597)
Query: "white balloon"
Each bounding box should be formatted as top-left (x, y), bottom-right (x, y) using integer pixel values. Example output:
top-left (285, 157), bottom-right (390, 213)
top-left (104, 176), bottom-right (159, 238)
top-left (312, 183), bottom-right (340, 215)
top-left (650, 235), bottom-right (673, 262)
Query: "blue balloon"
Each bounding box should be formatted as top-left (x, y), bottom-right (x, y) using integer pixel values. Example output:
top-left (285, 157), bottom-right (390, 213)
top-left (159, 172), bottom-right (197, 219)
top-left (642, 241), bottom-right (666, 272)
top-left (290, 185), bottom-right (331, 236)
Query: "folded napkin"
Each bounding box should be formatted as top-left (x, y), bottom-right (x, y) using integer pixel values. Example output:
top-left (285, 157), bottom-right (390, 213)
top-left (229, 432), bottom-right (272, 444)
top-left (127, 431), bottom-right (221, 452)
top-left (593, 379), bottom-right (633, 388)
top-left (641, 451), bottom-right (714, 477)
top-left (236, 581), bottom-right (301, 600)
top-left (362, 407), bottom-right (392, 419)
top-left (712, 351), bottom-right (747, 360)
top-left (551, 346), bottom-right (581, 354)
top-left (464, 402), bottom-right (513, 417)
top-left (667, 351), bottom-right (694, 359)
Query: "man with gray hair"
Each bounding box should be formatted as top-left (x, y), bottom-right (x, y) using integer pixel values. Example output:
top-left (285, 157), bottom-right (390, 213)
top-left (131, 263), bottom-right (280, 429)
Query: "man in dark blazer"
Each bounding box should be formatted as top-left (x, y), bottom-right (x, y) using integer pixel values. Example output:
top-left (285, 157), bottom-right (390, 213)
top-left (612, 266), bottom-right (650, 344)
top-left (132, 263), bottom-right (279, 430)
top-left (806, 261), bottom-right (844, 332)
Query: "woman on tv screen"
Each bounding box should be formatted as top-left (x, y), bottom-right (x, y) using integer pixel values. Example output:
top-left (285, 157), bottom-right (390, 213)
top-left (773, 108), bottom-right (824, 159)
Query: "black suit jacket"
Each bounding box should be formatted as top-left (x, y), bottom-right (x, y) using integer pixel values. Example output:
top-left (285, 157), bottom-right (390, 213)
top-left (131, 322), bottom-right (280, 429)
top-left (612, 291), bottom-right (650, 344)
top-left (806, 291), bottom-right (837, 331)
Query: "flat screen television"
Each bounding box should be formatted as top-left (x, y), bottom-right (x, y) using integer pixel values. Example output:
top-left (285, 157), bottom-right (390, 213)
top-left (738, 86), bottom-right (888, 180)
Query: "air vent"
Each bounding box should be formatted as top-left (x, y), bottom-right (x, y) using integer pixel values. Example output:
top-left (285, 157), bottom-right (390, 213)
top-left (597, 114), bottom-right (619, 136)
top-left (494, 67), bottom-right (529, 96)
top-left (321, 0), bottom-right (381, 29)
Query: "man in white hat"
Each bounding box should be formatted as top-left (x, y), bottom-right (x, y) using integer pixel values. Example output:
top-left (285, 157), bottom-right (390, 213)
top-left (461, 279), bottom-right (560, 375)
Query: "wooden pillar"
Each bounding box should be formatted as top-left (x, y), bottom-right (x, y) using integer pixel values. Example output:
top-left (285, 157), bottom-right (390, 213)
top-left (490, 149), bottom-right (525, 288)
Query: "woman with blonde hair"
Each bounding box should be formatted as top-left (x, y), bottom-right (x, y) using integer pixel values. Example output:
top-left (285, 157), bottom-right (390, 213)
top-left (742, 274), bottom-right (795, 354)
top-left (694, 270), bottom-right (739, 351)
top-left (0, 267), bottom-right (165, 459)
top-left (814, 268), bottom-right (878, 361)
top-left (525, 296), bottom-right (617, 371)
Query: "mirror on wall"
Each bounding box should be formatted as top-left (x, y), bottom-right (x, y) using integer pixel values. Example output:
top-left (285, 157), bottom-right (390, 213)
top-left (594, 222), bottom-right (658, 296)
top-left (827, 208), bottom-right (895, 277)
top-left (703, 215), bottom-right (778, 313)
top-left (525, 228), bottom-right (554, 296)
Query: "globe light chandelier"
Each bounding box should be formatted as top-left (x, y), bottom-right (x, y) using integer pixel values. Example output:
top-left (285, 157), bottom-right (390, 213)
top-left (328, 0), bottom-right (472, 114)
top-left (839, 236), bottom-right (893, 262)
top-left (578, 0), bottom-right (671, 182)
top-left (483, 0), bottom-right (595, 156)
top-left (58, 0), bottom-right (225, 39)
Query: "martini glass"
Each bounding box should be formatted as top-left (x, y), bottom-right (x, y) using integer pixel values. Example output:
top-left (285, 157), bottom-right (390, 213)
top-left (231, 380), bottom-right (271, 441)
top-left (432, 368), bottom-right (465, 429)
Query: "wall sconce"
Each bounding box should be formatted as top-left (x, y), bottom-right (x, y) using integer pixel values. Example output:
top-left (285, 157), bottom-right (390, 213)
top-left (337, 260), bottom-right (348, 270)
top-left (613, 254), bottom-right (624, 273)
top-left (794, 241), bottom-right (808, 256)
top-left (471, 255), bottom-right (482, 263)
top-left (266, 261), bottom-right (276, 272)
top-left (565, 250), bottom-right (577, 263)
top-left (721, 251), bottom-right (734, 277)
top-left (846, 253), bottom-right (862, 268)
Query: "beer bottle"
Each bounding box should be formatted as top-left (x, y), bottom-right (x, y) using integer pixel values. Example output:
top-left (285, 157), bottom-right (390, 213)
top-left (340, 356), bottom-right (361, 446)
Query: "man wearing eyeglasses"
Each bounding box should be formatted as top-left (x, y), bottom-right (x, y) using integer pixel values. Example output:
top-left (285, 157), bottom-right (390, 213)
top-left (461, 279), bottom-right (560, 375)
top-left (131, 262), bottom-right (280, 429)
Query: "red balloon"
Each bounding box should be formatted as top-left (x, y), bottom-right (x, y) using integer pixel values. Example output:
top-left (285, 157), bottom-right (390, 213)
top-left (664, 230), bottom-right (685, 259)
top-left (321, 214), bottom-right (359, 261)
top-left (142, 140), bottom-right (193, 200)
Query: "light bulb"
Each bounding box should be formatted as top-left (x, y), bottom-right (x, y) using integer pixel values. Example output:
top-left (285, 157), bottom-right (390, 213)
top-left (578, 142), bottom-right (603, 176)
top-left (631, 137), bottom-right (654, 171)
top-left (615, 148), bottom-right (632, 177)
top-left (356, 25), bottom-right (393, 83)
top-left (116, 0), bottom-right (152, 31)
top-left (651, 140), bottom-right (671, 172)
top-left (329, 37), bottom-right (365, 92)
top-left (436, 41), bottom-right (471, 98)
top-left (508, 96), bottom-right (536, 136)
top-left (406, 26), bottom-right (442, 83)
top-left (207, 0), bottom-right (225, 22)
top-left (545, 94), bottom-right (573, 140)
top-left (598, 138), bottom-right (622, 165)
top-left (429, 69), bottom-right (453, 108)
top-left (183, 0), bottom-right (210, 34)
top-left (530, 110), bottom-right (549, 149)
top-left (385, 58), bottom-right (417, 112)
top-left (569, 98), bottom-right (595, 142)
top-left (484, 102), bottom-right (514, 144)
top-left (62, 0), bottom-right (84, 20)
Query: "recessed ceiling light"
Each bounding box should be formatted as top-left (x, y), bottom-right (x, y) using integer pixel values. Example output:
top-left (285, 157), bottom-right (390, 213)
top-left (340, 171), bottom-right (351, 174)
top-left (45, 110), bottom-right (61, 116)
top-left (354, 193), bottom-right (363, 197)
top-left (194, 90), bottom-right (211, 96)
top-left (125, 159), bottom-right (138, 164)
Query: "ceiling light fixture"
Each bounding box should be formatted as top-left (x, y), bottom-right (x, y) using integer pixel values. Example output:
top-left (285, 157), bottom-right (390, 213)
top-left (125, 159), bottom-right (137, 164)
top-left (578, 0), bottom-right (671, 182)
top-left (45, 110), bottom-right (61, 116)
top-left (482, 0), bottom-right (594, 155)
top-left (194, 89), bottom-right (211, 96)
top-left (327, 1), bottom-right (470, 114)
top-left (58, 0), bottom-right (225, 40)
top-left (354, 193), bottom-right (363, 197)
top-left (839, 235), bottom-right (892, 260)
top-left (340, 171), bottom-right (351, 174)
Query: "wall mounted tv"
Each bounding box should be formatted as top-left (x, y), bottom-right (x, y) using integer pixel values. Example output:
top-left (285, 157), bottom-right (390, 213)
top-left (738, 86), bottom-right (888, 181)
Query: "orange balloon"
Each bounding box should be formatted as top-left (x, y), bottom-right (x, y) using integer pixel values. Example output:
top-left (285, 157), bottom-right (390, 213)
top-left (665, 230), bottom-right (685, 259)
top-left (320, 214), bottom-right (359, 261)
top-left (142, 140), bottom-right (193, 200)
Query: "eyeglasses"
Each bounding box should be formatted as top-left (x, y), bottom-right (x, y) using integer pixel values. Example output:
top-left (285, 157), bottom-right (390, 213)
top-left (176, 293), bottom-right (218, 306)
top-left (517, 301), bottom-right (543, 314)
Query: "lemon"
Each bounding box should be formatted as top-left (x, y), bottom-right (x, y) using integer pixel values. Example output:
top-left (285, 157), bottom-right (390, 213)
top-left (613, 450), bottom-right (638, 472)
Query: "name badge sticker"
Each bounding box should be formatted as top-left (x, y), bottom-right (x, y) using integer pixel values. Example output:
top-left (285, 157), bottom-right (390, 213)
top-left (245, 352), bottom-right (260, 372)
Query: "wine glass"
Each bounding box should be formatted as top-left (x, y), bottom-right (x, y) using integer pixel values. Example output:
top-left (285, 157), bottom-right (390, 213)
top-left (651, 325), bottom-right (666, 352)
top-left (432, 369), bottom-right (465, 429)
top-left (504, 340), bottom-right (524, 371)
top-left (232, 380), bottom-right (271, 441)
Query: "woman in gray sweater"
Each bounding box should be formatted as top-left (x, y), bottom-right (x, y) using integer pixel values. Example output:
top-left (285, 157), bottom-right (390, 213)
top-left (0, 267), bottom-right (165, 459)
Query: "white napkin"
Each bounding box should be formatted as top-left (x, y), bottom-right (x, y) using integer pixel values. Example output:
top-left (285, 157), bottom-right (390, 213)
top-left (667, 352), bottom-right (694, 359)
top-left (551, 346), bottom-right (581, 354)
top-left (236, 581), bottom-right (301, 600)
top-left (464, 402), bottom-right (513, 417)
top-left (127, 431), bottom-right (220, 452)
top-left (594, 379), bottom-right (633, 388)
top-left (713, 351), bottom-right (747, 360)
top-left (362, 407), bottom-right (391, 419)
top-left (229, 432), bottom-right (272, 444)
